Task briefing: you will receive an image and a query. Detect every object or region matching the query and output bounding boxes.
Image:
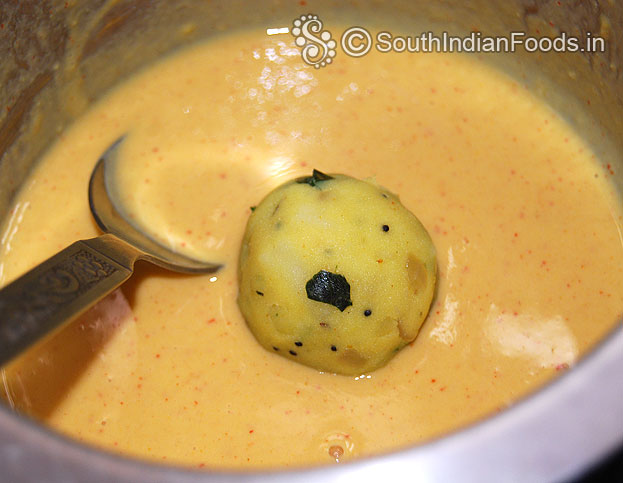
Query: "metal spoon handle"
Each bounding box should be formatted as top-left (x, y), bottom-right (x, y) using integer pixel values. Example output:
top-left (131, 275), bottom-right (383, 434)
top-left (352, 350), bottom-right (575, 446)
top-left (0, 234), bottom-right (137, 366)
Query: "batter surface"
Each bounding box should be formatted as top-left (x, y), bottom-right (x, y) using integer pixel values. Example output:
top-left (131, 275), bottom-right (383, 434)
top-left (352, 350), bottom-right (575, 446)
top-left (1, 30), bottom-right (622, 468)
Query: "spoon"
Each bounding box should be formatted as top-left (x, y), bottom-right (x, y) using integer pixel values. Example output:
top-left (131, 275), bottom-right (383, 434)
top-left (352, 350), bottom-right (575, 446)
top-left (0, 137), bottom-right (220, 366)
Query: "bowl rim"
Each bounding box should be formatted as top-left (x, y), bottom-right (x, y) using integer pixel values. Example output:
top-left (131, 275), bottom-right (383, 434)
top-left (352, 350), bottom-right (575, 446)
top-left (0, 322), bottom-right (621, 482)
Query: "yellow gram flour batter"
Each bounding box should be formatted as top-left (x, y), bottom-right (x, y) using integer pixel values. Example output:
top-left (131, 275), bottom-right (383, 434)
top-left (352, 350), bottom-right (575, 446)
top-left (1, 30), bottom-right (622, 469)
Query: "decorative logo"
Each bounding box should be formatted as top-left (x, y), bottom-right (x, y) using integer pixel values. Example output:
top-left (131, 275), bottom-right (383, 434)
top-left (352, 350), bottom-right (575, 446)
top-left (291, 14), bottom-right (337, 68)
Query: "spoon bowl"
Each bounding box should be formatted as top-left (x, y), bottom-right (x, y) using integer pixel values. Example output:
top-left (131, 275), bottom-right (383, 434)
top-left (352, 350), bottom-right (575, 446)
top-left (89, 137), bottom-right (221, 273)
top-left (0, 137), bottom-right (220, 366)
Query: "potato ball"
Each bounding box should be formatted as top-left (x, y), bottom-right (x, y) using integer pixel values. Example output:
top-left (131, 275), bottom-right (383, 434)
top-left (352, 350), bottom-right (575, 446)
top-left (237, 170), bottom-right (436, 375)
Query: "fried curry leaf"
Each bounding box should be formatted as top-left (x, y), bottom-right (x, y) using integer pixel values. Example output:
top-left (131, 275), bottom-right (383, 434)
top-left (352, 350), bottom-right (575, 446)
top-left (305, 270), bottom-right (352, 311)
top-left (296, 169), bottom-right (334, 188)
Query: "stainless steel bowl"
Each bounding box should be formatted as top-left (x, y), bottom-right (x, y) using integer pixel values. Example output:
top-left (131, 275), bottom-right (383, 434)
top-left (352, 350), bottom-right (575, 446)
top-left (1, 1), bottom-right (621, 481)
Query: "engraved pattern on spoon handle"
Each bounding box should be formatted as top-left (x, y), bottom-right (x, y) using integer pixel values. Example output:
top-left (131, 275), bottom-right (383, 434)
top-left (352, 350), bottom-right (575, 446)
top-left (0, 237), bottom-right (134, 366)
